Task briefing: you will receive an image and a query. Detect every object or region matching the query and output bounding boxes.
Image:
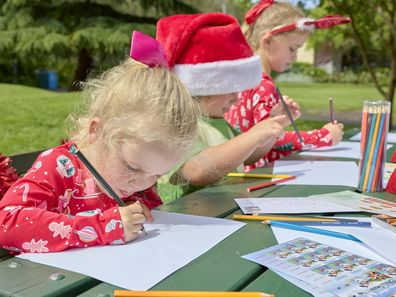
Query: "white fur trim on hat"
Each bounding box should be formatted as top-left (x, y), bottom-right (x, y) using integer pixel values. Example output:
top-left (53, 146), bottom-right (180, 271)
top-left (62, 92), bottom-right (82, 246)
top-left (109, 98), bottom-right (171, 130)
top-left (173, 56), bottom-right (262, 96)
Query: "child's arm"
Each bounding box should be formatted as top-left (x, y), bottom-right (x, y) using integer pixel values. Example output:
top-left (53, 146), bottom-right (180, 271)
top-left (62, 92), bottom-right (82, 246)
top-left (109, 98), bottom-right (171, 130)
top-left (0, 151), bottom-right (141, 253)
top-left (181, 116), bottom-right (285, 185)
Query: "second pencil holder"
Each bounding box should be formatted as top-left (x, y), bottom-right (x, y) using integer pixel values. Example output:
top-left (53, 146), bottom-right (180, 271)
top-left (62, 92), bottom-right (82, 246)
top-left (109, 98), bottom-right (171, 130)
top-left (357, 100), bottom-right (390, 192)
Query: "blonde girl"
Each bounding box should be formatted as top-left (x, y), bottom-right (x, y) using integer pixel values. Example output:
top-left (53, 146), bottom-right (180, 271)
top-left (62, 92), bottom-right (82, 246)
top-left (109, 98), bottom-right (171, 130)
top-left (0, 32), bottom-right (200, 253)
top-left (225, 0), bottom-right (350, 171)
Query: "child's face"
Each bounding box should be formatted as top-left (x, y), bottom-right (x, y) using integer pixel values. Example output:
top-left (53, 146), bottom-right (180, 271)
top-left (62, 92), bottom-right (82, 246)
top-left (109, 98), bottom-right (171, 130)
top-left (264, 32), bottom-right (309, 73)
top-left (93, 140), bottom-right (182, 198)
top-left (200, 93), bottom-right (238, 118)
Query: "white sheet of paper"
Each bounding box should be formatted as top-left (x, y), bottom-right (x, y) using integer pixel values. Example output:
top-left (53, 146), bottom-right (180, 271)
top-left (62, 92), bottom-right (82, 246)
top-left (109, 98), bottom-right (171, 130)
top-left (311, 190), bottom-right (396, 217)
top-left (270, 218), bottom-right (394, 266)
top-left (299, 141), bottom-right (392, 159)
top-left (273, 160), bottom-right (359, 187)
top-left (242, 236), bottom-right (396, 296)
top-left (310, 221), bottom-right (396, 266)
top-left (234, 197), bottom-right (357, 214)
top-left (351, 132), bottom-right (396, 143)
top-left (274, 269), bottom-right (336, 297)
top-left (18, 211), bottom-right (245, 290)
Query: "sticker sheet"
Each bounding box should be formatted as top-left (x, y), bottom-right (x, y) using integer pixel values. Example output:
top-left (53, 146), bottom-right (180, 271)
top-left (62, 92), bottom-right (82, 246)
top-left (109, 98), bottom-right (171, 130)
top-left (243, 238), bottom-right (396, 296)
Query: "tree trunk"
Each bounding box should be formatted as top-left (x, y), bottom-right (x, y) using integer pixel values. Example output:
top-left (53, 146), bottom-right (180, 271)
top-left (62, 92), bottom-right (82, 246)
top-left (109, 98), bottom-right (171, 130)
top-left (69, 48), bottom-right (93, 91)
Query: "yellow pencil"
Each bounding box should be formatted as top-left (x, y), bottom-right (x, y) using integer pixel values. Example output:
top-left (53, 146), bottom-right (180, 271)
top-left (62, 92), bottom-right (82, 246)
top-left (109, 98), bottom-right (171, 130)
top-left (114, 290), bottom-right (274, 297)
top-left (227, 173), bottom-right (292, 179)
top-left (233, 214), bottom-right (338, 222)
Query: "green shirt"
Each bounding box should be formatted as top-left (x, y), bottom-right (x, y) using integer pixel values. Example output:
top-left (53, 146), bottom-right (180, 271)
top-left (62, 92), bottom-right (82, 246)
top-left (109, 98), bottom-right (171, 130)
top-left (157, 117), bottom-right (241, 203)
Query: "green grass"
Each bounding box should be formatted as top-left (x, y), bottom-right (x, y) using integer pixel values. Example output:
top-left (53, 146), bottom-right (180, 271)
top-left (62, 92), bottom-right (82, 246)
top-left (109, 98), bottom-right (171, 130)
top-left (278, 82), bottom-right (383, 114)
top-left (0, 83), bottom-right (80, 155)
top-left (0, 82), bottom-right (379, 155)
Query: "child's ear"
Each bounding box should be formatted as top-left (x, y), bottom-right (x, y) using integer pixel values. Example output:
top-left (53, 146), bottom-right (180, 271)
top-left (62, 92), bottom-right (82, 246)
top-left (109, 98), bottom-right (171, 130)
top-left (260, 33), bottom-right (272, 51)
top-left (88, 117), bottom-right (101, 143)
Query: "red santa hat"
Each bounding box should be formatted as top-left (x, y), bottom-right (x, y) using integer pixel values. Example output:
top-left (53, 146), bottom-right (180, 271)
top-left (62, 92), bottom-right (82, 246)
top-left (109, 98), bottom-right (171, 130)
top-left (156, 13), bottom-right (262, 96)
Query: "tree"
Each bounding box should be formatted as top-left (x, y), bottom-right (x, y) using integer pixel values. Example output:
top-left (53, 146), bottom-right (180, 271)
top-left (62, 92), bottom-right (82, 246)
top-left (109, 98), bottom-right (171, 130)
top-left (314, 0), bottom-right (396, 127)
top-left (0, 0), bottom-right (198, 89)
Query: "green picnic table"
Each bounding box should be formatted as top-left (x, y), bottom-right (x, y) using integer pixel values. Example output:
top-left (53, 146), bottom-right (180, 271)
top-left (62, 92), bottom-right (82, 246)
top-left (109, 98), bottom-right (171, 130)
top-left (1, 130), bottom-right (395, 297)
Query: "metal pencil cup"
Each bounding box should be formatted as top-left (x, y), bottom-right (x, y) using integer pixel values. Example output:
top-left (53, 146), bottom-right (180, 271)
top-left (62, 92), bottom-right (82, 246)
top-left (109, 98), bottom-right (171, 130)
top-left (357, 100), bottom-right (390, 192)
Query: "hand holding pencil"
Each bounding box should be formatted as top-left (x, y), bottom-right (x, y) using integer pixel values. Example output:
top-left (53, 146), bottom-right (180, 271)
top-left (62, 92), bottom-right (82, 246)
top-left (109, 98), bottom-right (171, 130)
top-left (119, 201), bottom-right (153, 242)
top-left (271, 95), bottom-right (301, 125)
top-left (323, 121), bottom-right (344, 146)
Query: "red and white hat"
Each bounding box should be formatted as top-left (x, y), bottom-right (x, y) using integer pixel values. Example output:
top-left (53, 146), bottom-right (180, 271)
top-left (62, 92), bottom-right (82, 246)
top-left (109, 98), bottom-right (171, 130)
top-left (156, 13), bottom-right (262, 96)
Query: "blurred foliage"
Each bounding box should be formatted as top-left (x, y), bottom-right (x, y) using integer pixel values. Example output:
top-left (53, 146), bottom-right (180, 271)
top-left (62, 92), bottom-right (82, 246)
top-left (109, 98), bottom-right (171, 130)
top-left (0, 0), bottom-right (198, 88)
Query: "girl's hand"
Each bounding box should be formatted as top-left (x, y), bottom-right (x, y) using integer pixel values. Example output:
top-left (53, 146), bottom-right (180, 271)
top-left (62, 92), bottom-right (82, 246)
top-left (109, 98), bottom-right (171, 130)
top-left (253, 115), bottom-right (286, 145)
top-left (271, 96), bottom-right (301, 121)
top-left (118, 201), bottom-right (153, 242)
top-left (323, 121), bottom-right (344, 145)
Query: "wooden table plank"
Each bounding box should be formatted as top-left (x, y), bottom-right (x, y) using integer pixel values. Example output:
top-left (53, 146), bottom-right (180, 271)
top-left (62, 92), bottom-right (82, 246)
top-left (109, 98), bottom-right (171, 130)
top-left (0, 257), bottom-right (99, 297)
top-left (157, 177), bottom-right (281, 218)
top-left (242, 269), bottom-right (310, 297)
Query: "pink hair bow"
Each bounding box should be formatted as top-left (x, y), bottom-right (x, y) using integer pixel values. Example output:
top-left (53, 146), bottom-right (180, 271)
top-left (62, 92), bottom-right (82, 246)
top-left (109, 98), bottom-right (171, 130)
top-left (129, 31), bottom-right (169, 68)
top-left (245, 0), bottom-right (275, 25)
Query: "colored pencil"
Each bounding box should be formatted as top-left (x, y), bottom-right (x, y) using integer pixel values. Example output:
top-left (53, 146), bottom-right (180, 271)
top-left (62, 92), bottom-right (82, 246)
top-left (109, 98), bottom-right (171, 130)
top-left (359, 107), bottom-right (376, 190)
top-left (373, 108), bottom-right (389, 190)
top-left (69, 144), bottom-right (147, 234)
top-left (227, 173), bottom-right (292, 179)
top-left (247, 176), bottom-right (296, 192)
top-left (358, 102), bottom-right (390, 192)
top-left (233, 214), bottom-right (341, 222)
top-left (269, 220), bottom-right (361, 242)
top-left (276, 87), bottom-right (303, 144)
top-left (114, 291), bottom-right (274, 297)
top-left (329, 97), bottom-right (335, 124)
top-left (267, 220), bottom-right (371, 227)
top-left (368, 107), bottom-right (386, 190)
top-left (362, 106), bottom-right (381, 190)
top-left (360, 104), bottom-right (368, 154)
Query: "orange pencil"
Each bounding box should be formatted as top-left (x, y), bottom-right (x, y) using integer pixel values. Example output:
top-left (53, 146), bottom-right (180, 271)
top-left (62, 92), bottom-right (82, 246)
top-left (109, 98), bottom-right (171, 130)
top-left (114, 290), bottom-right (274, 297)
top-left (246, 176), bottom-right (296, 192)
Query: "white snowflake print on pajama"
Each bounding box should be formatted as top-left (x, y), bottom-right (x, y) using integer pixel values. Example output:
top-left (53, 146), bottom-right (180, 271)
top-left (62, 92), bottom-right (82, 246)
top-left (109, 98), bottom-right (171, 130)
top-left (0, 142), bottom-right (162, 253)
top-left (225, 73), bottom-right (333, 171)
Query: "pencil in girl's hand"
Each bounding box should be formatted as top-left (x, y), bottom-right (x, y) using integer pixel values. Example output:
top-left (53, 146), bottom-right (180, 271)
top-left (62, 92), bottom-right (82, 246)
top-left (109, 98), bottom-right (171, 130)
top-left (69, 144), bottom-right (147, 235)
top-left (276, 87), bottom-right (304, 144)
top-left (329, 97), bottom-right (335, 124)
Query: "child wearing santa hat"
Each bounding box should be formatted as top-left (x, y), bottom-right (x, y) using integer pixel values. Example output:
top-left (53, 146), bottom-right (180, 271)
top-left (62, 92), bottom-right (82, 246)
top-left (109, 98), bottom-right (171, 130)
top-left (225, 0), bottom-right (350, 171)
top-left (156, 12), bottom-right (295, 202)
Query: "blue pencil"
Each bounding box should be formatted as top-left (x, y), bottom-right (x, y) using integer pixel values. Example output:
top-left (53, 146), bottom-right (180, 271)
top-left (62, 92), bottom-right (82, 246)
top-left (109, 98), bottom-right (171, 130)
top-left (271, 220), bottom-right (371, 227)
top-left (269, 220), bottom-right (361, 242)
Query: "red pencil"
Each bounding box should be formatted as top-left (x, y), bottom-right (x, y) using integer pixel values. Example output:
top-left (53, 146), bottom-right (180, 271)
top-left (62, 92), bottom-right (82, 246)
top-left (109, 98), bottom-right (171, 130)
top-left (246, 176), bottom-right (296, 192)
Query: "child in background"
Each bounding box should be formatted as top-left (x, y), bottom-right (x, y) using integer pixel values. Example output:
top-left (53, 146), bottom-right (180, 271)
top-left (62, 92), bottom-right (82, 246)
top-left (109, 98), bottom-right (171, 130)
top-left (225, 0), bottom-right (350, 171)
top-left (156, 13), bottom-right (295, 202)
top-left (0, 32), bottom-right (200, 253)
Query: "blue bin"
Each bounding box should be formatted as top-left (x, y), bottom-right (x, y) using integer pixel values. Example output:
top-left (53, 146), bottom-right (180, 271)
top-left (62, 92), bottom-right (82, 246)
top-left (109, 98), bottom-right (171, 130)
top-left (37, 70), bottom-right (58, 90)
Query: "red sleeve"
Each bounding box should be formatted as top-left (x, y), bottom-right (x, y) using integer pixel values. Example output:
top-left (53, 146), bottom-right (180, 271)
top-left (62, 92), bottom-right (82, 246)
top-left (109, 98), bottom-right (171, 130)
top-left (261, 128), bottom-right (333, 164)
top-left (0, 147), bottom-right (125, 253)
top-left (251, 79), bottom-right (279, 125)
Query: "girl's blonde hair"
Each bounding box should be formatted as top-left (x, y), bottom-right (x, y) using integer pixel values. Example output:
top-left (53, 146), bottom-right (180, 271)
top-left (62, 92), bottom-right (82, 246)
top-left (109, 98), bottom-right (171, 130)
top-left (243, 2), bottom-right (305, 52)
top-left (68, 58), bottom-right (200, 154)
